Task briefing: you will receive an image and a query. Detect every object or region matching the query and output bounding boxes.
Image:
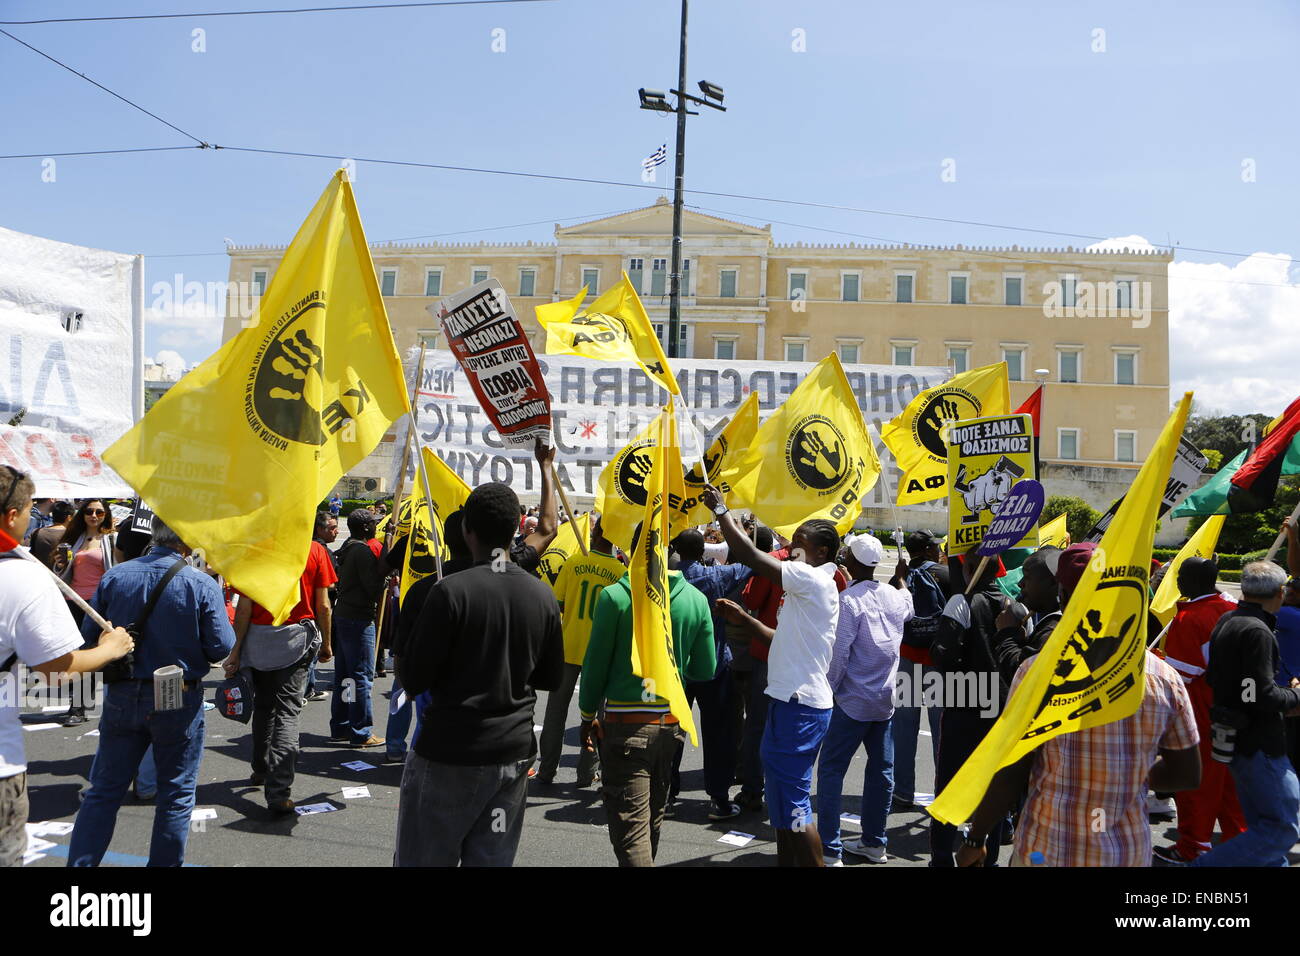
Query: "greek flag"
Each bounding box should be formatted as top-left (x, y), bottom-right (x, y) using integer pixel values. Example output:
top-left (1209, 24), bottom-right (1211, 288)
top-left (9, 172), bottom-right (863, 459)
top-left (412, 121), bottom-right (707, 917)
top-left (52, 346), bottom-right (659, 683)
top-left (643, 143), bottom-right (668, 170)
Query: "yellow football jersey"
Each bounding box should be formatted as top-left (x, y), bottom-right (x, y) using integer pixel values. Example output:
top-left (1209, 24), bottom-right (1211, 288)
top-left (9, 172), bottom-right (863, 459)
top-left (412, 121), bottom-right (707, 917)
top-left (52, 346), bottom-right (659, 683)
top-left (553, 549), bottom-right (626, 665)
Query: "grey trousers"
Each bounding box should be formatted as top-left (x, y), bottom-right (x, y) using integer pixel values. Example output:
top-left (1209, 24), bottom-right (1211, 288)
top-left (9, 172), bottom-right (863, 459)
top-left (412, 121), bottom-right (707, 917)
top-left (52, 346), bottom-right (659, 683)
top-left (537, 662), bottom-right (597, 782)
top-left (394, 751), bottom-right (530, 867)
top-left (0, 772), bottom-right (27, 868)
top-left (250, 657), bottom-right (309, 804)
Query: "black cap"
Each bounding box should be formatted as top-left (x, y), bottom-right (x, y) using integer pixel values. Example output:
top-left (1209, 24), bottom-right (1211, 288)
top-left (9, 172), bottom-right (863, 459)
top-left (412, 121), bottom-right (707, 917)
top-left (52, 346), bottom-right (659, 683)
top-left (904, 530), bottom-right (942, 555)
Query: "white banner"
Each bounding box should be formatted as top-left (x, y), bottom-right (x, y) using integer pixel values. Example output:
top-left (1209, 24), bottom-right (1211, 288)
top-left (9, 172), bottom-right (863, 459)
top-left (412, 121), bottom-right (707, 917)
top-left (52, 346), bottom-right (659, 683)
top-left (394, 350), bottom-right (950, 501)
top-left (0, 226), bottom-right (143, 497)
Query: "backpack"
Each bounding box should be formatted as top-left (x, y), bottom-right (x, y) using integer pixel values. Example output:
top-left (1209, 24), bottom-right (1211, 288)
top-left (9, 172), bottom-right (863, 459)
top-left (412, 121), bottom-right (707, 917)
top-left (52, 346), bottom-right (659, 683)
top-left (902, 561), bottom-right (946, 650)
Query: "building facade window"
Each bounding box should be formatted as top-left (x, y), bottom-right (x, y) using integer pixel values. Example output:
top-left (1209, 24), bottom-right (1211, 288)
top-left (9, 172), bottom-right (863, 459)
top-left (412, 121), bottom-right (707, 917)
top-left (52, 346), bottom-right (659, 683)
top-left (719, 268), bottom-right (737, 298)
top-left (582, 268), bottom-right (600, 296)
top-left (1115, 430), bottom-right (1137, 462)
top-left (948, 346), bottom-right (969, 373)
top-left (714, 337), bottom-right (736, 361)
top-left (784, 339), bottom-right (807, 362)
top-left (949, 274), bottom-right (969, 304)
top-left (682, 258), bottom-right (691, 296)
top-left (839, 342), bottom-right (860, 364)
top-left (895, 273), bottom-right (914, 303)
top-left (1060, 274), bottom-right (1077, 307)
top-left (1058, 349), bottom-right (1081, 383)
top-left (1003, 347), bottom-right (1025, 381)
top-left (1116, 278), bottom-right (1133, 311)
top-left (251, 270), bottom-right (268, 295)
top-left (380, 268), bottom-right (397, 296)
top-left (788, 270), bottom-right (808, 301)
top-left (424, 268), bottom-right (442, 297)
top-left (472, 267), bottom-right (489, 285)
top-left (650, 259), bottom-right (667, 296)
top-left (841, 272), bottom-right (860, 302)
top-left (518, 268), bottom-right (536, 298)
top-left (653, 323), bottom-right (689, 354)
top-left (1115, 350), bottom-right (1137, 385)
top-left (1005, 276), bottom-right (1023, 306)
top-left (893, 344), bottom-right (915, 365)
top-left (1058, 428), bottom-right (1079, 460)
top-left (628, 257), bottom-right (644, 292)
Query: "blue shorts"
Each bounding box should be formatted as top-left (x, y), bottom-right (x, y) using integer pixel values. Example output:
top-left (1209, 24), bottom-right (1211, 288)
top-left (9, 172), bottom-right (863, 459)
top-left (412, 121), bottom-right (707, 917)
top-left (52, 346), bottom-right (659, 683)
top-left (760, 697), bottom-right (832, 831)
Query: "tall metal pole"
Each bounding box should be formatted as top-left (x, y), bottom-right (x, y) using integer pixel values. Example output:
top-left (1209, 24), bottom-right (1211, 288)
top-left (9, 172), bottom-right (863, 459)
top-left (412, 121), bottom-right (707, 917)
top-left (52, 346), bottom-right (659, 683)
top-left (667, 0), bottom-right (688, 359)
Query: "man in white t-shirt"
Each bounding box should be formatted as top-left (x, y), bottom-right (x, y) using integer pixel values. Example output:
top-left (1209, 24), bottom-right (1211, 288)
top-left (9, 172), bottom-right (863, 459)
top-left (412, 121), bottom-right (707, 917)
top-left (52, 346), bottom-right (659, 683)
top-left (702, 483), bottom-right (842, 867)
top-left (0, 466), bottom-right (133, 867)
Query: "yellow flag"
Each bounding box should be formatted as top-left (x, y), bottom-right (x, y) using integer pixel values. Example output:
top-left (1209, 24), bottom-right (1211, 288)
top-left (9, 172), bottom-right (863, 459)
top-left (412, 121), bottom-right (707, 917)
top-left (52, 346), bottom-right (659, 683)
top-left (1039, 512), bottom-right (1071, 550)
top-left (400, 447), bottom-right (472, 603)
top-left (1150, 514), bottom-right (1226, 627)
top-left (104, 171), bottom-right (409, 623)
top-left (534, 273), bottom-right (679, 395)
top-left (539, 511), bottom-right (592, 588)
top-left (928, 393), bottom-right (1193, 825)
top-left (595, 416), bottom-right (658, 553)
top-left (720, 353), bottom-right (880, 538)
top-left (676, 392), bottom-right (760, 528)
top-left (880, 362), bottom-right (1009, 505)
top-left (629, 408), bottom-right (696, 745)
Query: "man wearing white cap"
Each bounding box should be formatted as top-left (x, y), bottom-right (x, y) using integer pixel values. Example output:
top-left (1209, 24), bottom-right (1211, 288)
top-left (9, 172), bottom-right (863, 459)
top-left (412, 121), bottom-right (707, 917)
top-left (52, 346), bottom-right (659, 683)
top-left (817, 533), bottom-right (912, 865)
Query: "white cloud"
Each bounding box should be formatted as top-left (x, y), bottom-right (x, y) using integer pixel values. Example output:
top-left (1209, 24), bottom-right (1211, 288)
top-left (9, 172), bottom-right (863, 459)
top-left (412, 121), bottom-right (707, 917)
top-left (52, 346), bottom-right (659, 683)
top-left (153, 349), bottom-right (187, 375)
top-left (1086, 235), bottom-right (1160, 254)
top-left (1168, 251), bottom-right (1300, 415)
top-left (144, 285), bottom-right (225, 365)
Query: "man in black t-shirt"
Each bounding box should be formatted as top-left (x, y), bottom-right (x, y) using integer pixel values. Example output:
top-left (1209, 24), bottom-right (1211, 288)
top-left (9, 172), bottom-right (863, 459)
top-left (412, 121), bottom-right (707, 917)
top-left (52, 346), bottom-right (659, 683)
top-left (393, 483), bottom-right (563, 867)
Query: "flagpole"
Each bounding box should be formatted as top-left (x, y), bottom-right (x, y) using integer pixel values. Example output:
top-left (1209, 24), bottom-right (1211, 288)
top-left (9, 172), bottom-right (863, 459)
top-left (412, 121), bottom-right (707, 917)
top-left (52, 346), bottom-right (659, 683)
top-left (870, 425), bottom-right (906, 559)
top-left (414, 445), bottom-right (445, 582)
top-left (552, 461), bottom-right (588, 555)
top-left (1266, 500), bottom-right (1300, 562)
top-left (375, 343), bottom-right (429, 668)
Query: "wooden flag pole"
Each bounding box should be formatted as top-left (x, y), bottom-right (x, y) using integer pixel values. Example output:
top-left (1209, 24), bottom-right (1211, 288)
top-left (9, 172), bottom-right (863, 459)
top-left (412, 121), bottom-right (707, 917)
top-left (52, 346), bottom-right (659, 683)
top-left (869, 425), bottom-right (906, 560)
top-left (375, 344), bottom-right (429, 668)
top-left (552, 463), bottom-right (587, 555)
top-left (963, 555), bottom-right (993, 597)
top-left (1265, 500), bottom-right (1300, 562)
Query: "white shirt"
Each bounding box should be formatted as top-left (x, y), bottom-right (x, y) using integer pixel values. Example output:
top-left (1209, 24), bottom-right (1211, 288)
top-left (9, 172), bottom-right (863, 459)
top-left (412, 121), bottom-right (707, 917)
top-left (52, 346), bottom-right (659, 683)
top-left (0, 558), bottom-right (85, 777)
top-left (765, 560), bottom-right (841, 710)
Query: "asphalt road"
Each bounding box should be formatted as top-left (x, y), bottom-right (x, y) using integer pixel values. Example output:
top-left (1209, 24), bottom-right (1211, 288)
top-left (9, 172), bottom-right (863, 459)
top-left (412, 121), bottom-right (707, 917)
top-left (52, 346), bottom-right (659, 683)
top-left (19, 662), bottom-right (943, 867)
top-left (22, 661), bottom-right (1265, 868)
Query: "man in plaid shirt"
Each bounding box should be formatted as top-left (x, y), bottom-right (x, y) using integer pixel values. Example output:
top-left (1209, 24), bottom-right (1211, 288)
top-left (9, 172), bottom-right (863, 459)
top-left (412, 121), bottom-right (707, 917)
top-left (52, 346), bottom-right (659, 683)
top-left (956, 543), bottom-right (1202, 867)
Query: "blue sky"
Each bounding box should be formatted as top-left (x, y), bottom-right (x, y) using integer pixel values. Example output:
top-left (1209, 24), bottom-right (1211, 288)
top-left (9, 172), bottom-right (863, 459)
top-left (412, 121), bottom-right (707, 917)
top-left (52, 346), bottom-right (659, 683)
top-left (2, 0), bottom-right (1297, 411)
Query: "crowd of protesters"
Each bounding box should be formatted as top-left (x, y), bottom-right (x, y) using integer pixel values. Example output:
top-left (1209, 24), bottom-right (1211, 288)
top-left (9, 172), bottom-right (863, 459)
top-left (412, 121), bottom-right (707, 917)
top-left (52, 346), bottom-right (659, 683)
top-left (4, 460), bottom-right (1300, 868)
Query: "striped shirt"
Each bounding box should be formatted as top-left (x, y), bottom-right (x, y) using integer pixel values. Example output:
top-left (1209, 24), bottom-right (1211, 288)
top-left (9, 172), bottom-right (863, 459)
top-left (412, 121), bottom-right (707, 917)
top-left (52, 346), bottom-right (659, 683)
top-left (828, 579), bottom-right (913, 722)
top-left (1012, 650), bottom-right (1198, 867)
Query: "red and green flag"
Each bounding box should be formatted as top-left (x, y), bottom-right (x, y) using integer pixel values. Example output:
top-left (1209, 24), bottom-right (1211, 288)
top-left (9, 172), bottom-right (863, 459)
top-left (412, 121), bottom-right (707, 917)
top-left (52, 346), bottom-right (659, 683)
top-left (1172, 397), bottom-right (1300, 517)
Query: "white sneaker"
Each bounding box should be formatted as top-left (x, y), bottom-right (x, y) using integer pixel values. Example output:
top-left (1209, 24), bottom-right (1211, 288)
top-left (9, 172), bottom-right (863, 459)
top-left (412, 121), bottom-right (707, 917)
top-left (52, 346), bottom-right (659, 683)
top-left (823, 853), bottom-right (844, 867)
top-left (843, 838), bottom-right (887, 863)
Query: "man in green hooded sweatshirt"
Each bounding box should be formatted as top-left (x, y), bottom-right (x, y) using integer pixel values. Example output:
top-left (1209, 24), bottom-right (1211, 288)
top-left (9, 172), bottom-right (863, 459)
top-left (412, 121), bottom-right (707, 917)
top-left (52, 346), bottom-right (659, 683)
top-left (579, 533), bottom-right (716, 867)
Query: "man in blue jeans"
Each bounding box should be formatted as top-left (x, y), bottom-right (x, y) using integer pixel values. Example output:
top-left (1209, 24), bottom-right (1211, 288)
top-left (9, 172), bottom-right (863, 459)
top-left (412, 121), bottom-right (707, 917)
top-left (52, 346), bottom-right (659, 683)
top-left (68, 517), bottom-right (234, 867)
top-left (330, 509), bottom-right (390, 749)
top-left (1194, 561), bottom-right (1300, 867)
top-left (817, 534), bottom-right (912, 865)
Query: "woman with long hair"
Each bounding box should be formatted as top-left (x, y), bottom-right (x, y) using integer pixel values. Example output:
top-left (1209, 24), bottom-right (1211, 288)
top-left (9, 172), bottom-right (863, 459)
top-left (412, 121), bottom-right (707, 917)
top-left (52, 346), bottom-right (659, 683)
top-left (52, 499), bottom-right (120, 726)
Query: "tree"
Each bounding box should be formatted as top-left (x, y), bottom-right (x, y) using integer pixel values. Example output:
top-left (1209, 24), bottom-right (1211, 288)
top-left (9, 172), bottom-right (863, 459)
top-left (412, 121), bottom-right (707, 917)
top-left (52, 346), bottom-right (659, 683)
top-left (1200, 448), bottom-right (1223, 471)
top-left (1182, 410), bottom-right (1272, 463)
top-left (1042, 495), bottom-right (1101, 543)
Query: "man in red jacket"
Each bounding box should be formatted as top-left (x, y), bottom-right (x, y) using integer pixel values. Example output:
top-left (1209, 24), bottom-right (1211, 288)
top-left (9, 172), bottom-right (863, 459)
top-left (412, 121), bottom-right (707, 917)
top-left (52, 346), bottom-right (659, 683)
top-left (1154, 556), bottom-right (1244, 863)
